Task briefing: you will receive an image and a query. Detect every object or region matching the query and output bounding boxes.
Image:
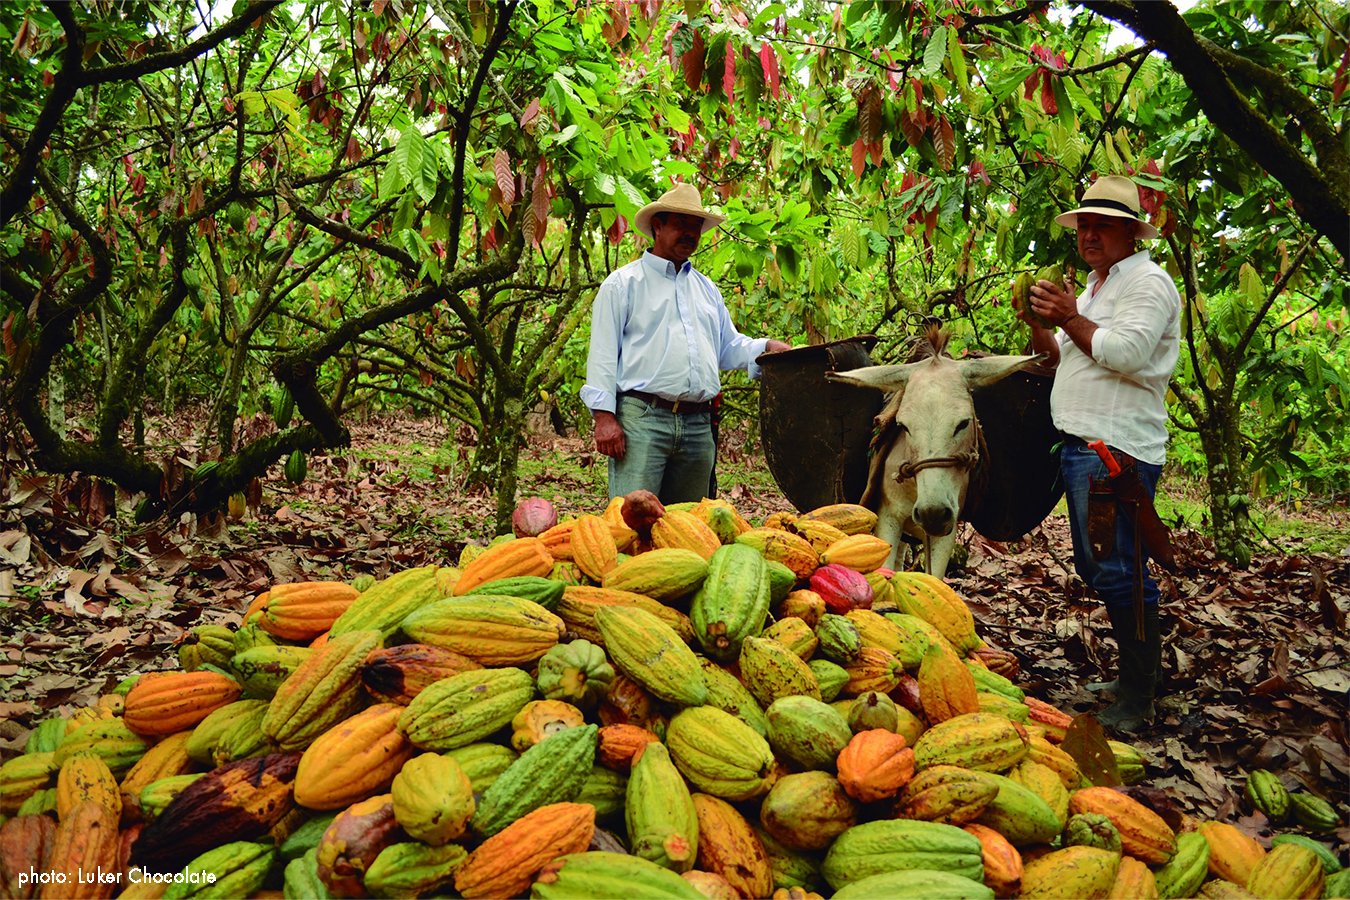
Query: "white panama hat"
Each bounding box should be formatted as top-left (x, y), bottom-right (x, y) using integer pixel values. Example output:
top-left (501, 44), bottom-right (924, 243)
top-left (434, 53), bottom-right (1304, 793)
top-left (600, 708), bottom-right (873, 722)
top-left (633, 182), bottom-right (727, 240)
top-left (1055, 174), bottom-right (1159, 240)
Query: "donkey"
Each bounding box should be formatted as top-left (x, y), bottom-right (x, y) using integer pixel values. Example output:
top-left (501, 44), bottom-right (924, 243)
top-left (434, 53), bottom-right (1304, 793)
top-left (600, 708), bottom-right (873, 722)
top-left (828, 327), bottom-right (1044, 578)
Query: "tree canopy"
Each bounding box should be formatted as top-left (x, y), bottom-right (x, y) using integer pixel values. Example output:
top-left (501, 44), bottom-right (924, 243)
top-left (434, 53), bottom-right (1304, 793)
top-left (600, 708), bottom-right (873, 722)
top-left (1, 0), bottom-right (1345, 554)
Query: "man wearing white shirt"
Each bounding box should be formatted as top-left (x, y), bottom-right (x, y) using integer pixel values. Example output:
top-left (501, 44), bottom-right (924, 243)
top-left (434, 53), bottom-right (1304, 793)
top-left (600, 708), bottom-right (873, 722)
top-left (581, 184), bottom-right (790, 504)
top-left (1018, 175), bottom-right (1181, 732)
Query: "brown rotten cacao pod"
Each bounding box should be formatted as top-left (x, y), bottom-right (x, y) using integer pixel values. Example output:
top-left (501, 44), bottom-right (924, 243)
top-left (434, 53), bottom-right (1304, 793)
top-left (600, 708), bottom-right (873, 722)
top-left (130, 752), bottom-right (301, 872)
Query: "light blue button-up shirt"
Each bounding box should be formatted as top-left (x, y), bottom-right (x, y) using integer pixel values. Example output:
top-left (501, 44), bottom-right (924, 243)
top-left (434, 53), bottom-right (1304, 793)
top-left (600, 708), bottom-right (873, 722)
top-left (581, 251), bottom-right (769, 414)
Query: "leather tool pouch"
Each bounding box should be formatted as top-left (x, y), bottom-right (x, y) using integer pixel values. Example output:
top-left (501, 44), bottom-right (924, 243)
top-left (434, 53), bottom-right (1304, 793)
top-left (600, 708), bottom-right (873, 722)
top-left (1087, 475), bottom-right (1117, 561)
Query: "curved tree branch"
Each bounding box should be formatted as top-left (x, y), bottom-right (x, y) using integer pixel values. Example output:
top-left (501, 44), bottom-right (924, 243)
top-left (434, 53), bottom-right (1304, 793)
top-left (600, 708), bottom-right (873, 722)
top-left (1083, 0), bottom-right (1348, 260)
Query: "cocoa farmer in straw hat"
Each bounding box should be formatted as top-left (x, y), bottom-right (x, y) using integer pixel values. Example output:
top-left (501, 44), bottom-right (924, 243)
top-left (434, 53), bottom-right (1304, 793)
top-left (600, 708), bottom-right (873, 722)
top-left (581, 183), bottom-right (791, 504)
top-left (1017, 174), bottom-right (1181, 732)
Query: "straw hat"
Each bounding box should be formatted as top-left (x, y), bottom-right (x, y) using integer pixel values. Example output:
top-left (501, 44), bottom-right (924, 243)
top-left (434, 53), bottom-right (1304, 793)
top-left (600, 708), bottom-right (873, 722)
top-left (1055, 175), bottom-right (1158, 240)
top-left (634, 183), bottom-right (726, 240)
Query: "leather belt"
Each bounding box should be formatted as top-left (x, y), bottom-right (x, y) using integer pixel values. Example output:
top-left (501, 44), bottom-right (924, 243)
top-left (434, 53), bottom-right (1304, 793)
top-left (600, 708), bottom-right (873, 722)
top-left (620, 390), bottom-right (712, 415)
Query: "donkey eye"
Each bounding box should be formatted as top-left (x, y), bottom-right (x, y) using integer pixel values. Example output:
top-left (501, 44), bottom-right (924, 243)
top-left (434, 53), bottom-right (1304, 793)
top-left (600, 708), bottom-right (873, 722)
top-left (953, 419), bottom-right (970, 435)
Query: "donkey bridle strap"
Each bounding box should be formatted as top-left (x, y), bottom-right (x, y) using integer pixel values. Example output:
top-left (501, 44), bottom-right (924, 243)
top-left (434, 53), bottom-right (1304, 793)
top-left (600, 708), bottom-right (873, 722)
top-left (891, 414), bottom-right (985, 483)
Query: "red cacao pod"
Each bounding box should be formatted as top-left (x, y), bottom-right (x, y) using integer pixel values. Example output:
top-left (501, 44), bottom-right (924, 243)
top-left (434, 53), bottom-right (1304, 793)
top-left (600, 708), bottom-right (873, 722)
top-left (513, 498), bottom-right (559, 538)
top-left (809, 564), bottom-right (874, 614)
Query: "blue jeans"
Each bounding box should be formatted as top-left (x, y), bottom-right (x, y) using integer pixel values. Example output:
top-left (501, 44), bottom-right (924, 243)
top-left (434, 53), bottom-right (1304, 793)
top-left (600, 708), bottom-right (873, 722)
top-left (608, 395), bottom-right (715, 505)
top-left (1061, 441), bottom-right (1163, 612)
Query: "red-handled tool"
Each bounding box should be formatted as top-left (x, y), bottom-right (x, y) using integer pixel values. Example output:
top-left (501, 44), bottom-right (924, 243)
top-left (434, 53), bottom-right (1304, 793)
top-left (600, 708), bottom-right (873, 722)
top-left (1087, 440), bottom-right (1122, 477)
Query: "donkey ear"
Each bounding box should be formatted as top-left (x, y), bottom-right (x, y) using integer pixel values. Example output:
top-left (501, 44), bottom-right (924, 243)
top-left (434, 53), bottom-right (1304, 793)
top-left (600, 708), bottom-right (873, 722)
top-left (958, 353), bottom-right (1046, 388)
top-left (827, 362), bottom-right (925, 393)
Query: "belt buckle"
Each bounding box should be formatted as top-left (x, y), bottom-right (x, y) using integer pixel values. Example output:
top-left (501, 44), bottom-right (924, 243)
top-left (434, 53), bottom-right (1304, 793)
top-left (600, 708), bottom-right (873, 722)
top-left (671, 399), bottom-right (681, 414)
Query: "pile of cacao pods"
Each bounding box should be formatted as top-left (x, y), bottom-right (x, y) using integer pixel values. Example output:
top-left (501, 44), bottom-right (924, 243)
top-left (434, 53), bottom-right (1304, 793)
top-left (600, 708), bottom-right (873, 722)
top-left (1, 491), bottom-right (1344, 900)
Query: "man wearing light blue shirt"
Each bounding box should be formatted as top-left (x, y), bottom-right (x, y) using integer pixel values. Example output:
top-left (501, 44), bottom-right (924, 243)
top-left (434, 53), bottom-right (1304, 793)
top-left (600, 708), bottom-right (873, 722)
top-left (581, 184), bottom-right (791, 504)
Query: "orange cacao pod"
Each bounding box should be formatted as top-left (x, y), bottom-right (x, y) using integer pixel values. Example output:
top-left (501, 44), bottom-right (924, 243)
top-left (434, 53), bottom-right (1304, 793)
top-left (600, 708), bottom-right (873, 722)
top-left (917, 641), bottom-right (979, 724)
top-left (963, 822), bottom-right (1023, 897)
top-left (691, 793), bottom-right (774, 900)
top-left (1068, 786), bottom-right (1177, 865)
top-left (40, 801), bottom-right (118, 900)
top-left (258, 581), bottom-right (360, 640)
top-left (454, 803), bottom-right (595, 899)
top-left (836, 729), bottom-right (915, 803)
top-left (122, 671), bottom-right (242, 737)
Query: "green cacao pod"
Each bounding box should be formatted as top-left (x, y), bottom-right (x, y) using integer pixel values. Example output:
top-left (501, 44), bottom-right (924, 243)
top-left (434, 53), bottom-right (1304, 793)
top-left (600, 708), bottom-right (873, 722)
top-left (577, 765), bottom-right (628, 822)
top-left (536, 640), bottom-right (615, 708)
top-left (740, 636), bottom-right (821, 708)
top-left (595, 606), bottom-right (707, 707)
top-left (626, 742), bottom-right (698, 872)
top-left (848, 691), bottom-right (899, 734)
top-left (163, 841), bottom-right (275, 900)
top-left (831, 869), bottom-right (995, 900)
top-left (231, 645), bottom-right (313, 699)
top-left (530, 852), bottom-right (705, 900)
top-left (463, 575), bottom-right (565, 610)
top-left (765, 696), bottom-right (852, 771)
top-left (815, 614), bottom-right (863, 664)
top-left (285, 449), bottom-right (307, 485)
top-left (698, 658), bottom-right (769, 737)
top-left (283, 848), bottom-right (332, 900)
top-left (1153, 832), bottom-right (1211, 899)
top-left (279, 813), bottom-right (337, 863)
top-left (273, 388), bottom-right (295, 428)
top-left (470, 724), bottom-right (597, 838)
top-left (391, 753), bottom-right (474, 846)
top-left (363, 842), bottom-right (467, 899)
top-left (819, 819), bottom-right (984, 891)
top-left (1064, 812), bottom-right (1122, 853)
top-left (398, 667), bottom-right (535, 751)
top-left (1290, 792), bottom-right (1340, 833)
top-left (808, 659), bottom-right (850, 702)
top-left (24, 718), bottom-right (68, 755)
top-left (444, 743), bottom-right (519, 794)
top-left (1245, 770), bottom-right (1291, 823)
top-left (690, 543), bottom-right (771, 662)
top-left (666, 706), bottom-right (774, 801)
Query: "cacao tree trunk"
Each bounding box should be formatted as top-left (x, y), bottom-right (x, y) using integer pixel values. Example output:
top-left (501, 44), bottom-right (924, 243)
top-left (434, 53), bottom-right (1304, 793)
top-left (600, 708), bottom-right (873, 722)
top-left (1198, 388), bottom-right (1253, 568)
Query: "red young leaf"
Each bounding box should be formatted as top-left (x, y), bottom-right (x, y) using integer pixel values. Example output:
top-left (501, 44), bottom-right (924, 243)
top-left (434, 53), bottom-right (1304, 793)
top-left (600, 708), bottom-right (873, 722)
top-left (520, 97), bottom-right (541, 128)
top-left (1334, 43), bottom-right (1349, 103)
top-left (682, 30), bottom-right (705, 92)
top-left (868, 140), bottom-right (882, 167)
top-left (760, 41), bottom-right (780, 99)
top-left (1040, 71), bottom-right (1058, 115)
top-left (900, 111), bottom-right (925, 148)
top-left (851, 138), bottom-right (866, 180)
top-left (936, 114), bottom-right (955, 171)
top-left (494, 149), bottom-right (515, 207)
top-left (532, 168), bottom-right (549, 225)
top-left (723, 40), bottom-right (736, 104)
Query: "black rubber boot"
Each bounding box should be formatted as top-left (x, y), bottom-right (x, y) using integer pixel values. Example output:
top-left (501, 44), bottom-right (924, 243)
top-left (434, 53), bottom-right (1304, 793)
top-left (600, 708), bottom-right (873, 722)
top-left (1097, 605), bottom-right (1161, 732)
top-left (1086, 606), bottom-right (1127, 695)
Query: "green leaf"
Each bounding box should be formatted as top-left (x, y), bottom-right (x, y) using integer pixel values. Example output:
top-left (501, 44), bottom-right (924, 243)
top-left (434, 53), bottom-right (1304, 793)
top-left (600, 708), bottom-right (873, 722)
top-left (392, 193), bottom-right (416, 236)
top-left (234, 91), bottom-right (265, 117)
top-left (921, 26), bottom-right (948, 78)
top-left (395, 127), bottom-right (427, 188)
top-left (415, 140), bottom-right (439, 203)
top-left (1238, 262), bottom-right (1264, 306)
top-left (1062, 77), bottom-right (1100, 121)
top-left (947, 25), bottom-right (968, 95)
top-left (614, 176), bottom-right (646, 220)
top-left (663, 104), bottom-right (692, 133)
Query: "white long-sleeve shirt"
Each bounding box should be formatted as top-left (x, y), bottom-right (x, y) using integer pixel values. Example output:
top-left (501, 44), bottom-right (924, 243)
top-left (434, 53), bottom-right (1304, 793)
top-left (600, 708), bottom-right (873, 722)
top-left (580, 251), bottom-right (768, 414)
top-left (1052, 249), bottom-right (1181, 465)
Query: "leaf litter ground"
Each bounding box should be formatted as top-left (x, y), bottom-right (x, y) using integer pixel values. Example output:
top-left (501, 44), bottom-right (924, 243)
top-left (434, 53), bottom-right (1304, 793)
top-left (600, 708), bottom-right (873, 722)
top-left (2, 413), bottom-right (1346, 858)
